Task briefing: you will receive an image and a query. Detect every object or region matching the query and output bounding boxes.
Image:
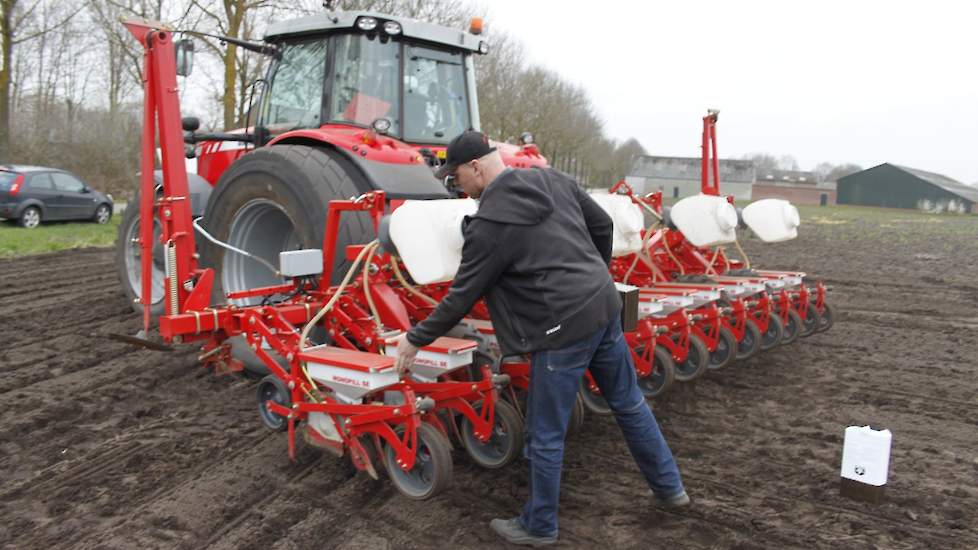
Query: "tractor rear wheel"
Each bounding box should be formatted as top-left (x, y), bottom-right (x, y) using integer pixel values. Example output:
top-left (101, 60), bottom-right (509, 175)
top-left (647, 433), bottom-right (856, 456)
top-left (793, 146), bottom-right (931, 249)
top-left (200, 145), bottom-right (373, 375)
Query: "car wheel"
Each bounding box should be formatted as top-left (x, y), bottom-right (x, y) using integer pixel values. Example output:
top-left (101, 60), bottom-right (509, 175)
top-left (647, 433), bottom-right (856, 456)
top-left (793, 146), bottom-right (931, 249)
top-left (19, 206), bottom-right (41, 229)
top-left (93, 204), bottom-right (112, 224)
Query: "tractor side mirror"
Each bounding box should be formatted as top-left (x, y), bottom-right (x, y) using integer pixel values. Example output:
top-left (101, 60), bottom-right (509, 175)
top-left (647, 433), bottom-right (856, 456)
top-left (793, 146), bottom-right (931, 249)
top-left (175, 39), bottom-right (195, 77)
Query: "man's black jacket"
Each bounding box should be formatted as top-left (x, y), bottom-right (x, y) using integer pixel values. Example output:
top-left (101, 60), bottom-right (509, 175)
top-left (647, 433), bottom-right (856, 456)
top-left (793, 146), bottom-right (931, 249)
top-left (406, 167), bottom-right (621, 355)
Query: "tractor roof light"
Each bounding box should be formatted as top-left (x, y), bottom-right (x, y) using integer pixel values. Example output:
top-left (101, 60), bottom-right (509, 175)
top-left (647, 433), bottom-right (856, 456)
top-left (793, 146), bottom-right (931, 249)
top-left (383, 21), bottom-right (402, 35)
top-left (372, 117), bottom-right (392, 135)
top-left (469, 17), bottom-right (484, 35)
top-left (356, 16), bottom-right (378, 31)
top-left (478, 41), bottom-right (489, 55)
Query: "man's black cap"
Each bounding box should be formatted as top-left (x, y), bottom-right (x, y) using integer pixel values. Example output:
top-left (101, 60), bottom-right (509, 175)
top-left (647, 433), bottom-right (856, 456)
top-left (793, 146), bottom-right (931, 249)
top-left (434, 130), bottom-right (497, 179)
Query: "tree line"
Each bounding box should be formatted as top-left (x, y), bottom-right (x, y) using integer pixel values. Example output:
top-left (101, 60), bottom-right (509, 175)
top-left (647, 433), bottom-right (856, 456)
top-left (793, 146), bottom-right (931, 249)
top-left (0, 0), bottom-right (652, 198)
top-left (3, 1), bottom-right (858, 201)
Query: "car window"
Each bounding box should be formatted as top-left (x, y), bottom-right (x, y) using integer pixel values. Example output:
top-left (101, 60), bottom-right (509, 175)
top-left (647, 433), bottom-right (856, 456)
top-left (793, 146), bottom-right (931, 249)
top-left (29, 173), bottom-right (55, 190)
top-left (0, 171), bottom-right (18, 191)
top-left (51, 173), bottom-right (86, 193)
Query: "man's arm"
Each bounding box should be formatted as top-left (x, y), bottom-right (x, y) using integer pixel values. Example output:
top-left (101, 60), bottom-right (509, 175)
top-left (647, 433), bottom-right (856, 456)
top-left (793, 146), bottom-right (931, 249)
top-left (406, 221), bottom-right (508, 347)
top-left (573, 183), bottom-right (614, 265)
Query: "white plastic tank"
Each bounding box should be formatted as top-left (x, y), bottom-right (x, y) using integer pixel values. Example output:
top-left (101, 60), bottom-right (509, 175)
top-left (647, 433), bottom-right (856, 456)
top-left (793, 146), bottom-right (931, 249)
top-left (588, 193), bottom-right (646, 256)
top-left (669, 194), bottom-right (738, 247)
top-left (841, 426), bottom-right (892, 487)
top-left (742, 199), bottom-right (800, 243)
top-left (388, 199), bottom-right (478, 284)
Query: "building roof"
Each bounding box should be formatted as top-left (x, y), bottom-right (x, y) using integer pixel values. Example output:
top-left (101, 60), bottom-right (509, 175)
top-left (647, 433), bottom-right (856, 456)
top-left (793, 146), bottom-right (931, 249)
top-left (890, 164), bottom-right (978, 203)
top-left (629, 155), bottom-right (755, 184)
top-left (756, 169), bottom-right (818, 184)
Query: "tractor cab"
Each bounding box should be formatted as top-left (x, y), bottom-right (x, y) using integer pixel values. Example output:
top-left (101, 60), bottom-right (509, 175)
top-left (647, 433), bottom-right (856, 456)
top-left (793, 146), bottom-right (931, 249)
top-left (258, 12), bottom-right (483, 148)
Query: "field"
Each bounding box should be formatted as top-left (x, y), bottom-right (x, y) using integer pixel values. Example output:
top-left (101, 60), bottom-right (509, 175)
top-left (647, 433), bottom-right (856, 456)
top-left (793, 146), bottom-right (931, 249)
top-left (0, 205), bottom-right (976, 549)
top-left (0, 216), bottom-right (121, 258)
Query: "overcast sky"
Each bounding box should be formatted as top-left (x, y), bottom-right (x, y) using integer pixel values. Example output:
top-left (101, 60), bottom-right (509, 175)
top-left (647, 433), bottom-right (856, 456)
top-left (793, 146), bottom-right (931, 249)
top-left (483, 0), bottom-right (978, 183)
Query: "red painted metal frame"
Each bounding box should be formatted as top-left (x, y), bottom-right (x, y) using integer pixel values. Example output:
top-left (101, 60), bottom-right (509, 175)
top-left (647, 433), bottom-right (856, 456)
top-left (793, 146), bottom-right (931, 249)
top-left (124, 21), bottom-right (207, 327)
top-left (701, 111), bottom-right (721, 196)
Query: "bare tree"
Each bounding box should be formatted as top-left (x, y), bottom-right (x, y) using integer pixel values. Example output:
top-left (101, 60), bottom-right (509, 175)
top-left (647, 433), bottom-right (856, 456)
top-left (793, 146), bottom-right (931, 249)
top-left (744, 152), bottom-right (800, 173)
top-left (1, 0), bottom-right (76, 162)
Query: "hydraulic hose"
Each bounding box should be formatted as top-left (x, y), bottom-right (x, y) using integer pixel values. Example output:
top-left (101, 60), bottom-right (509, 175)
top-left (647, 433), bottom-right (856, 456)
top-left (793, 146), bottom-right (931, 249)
top-left (297, 240), bottom-right (379, 400)
top-left (362, 242), bottom-right (382, 328)
top-left (733, 238), bottom-right (751, 270)
top-left (192, 217), bottom-right (280, 277)
top-left (390, 258), bottom-right (438, 306)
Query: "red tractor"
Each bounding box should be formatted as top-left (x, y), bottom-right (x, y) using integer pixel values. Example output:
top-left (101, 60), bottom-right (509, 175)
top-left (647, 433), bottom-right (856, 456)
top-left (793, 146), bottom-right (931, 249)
top-left (115, 11), bottom-right (546, 374)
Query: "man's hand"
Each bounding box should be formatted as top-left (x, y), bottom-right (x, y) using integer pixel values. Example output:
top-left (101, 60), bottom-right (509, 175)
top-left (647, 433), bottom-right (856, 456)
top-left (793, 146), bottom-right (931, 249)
top-left (392, 333), bottom-right (420, 375)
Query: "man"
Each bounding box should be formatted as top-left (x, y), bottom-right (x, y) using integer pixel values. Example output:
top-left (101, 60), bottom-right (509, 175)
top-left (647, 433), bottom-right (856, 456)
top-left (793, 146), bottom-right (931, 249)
top-left (394, 131), bottom-right (688, 547)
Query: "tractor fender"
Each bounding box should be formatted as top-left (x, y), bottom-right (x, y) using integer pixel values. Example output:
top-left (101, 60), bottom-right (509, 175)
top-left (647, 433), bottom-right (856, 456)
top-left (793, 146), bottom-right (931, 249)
top-left (271, 132), bottom-right (451, 200)
top-left (340, 151), bottom-right (452, 200)
top-left (153, 170), bottom-right (213, 217)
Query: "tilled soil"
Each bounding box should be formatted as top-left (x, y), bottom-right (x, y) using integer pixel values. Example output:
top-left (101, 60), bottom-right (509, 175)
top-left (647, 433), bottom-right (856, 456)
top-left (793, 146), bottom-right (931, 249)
top-left (1, 214), bottom-right (976, 550)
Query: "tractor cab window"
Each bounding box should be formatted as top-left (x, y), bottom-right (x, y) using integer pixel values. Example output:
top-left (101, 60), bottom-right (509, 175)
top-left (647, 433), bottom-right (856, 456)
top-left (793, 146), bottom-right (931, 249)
top-left (263, 39), bottom-right (328, 136)
top-left (403, 45), bottom-right (469, 144)
top-left (329, 35), bottom-right (400, 134)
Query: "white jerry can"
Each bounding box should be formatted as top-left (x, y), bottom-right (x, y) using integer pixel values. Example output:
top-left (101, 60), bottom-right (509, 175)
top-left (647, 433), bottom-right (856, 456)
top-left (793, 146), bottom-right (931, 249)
top-left (840, 426), bottom-right (892, 502)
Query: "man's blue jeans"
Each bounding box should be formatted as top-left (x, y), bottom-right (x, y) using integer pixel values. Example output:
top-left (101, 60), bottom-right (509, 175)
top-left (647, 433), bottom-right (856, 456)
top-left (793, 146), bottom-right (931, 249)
top-left (519, 314), bottom-right (684, 537)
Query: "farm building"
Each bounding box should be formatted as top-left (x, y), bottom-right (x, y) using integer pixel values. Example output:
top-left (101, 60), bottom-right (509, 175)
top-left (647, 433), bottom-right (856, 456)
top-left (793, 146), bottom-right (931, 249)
top-left (837, 163), bottom-right (977, 213)
top-left (751, 169), bottom-right (837, 206)
top-left (625, 156), bottom-right (756, 201)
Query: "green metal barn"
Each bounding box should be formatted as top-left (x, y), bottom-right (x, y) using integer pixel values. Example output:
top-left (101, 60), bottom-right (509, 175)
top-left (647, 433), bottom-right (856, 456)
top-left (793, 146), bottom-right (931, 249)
top-left (837, 163), bottom-right (977, 213)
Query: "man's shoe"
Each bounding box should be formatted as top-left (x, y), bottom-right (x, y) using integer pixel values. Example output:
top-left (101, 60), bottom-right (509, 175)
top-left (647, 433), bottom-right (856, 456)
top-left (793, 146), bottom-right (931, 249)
top-left (490, 517), bottom-right (557, 547)
top-left (654, 490), bottom-right (691, 509)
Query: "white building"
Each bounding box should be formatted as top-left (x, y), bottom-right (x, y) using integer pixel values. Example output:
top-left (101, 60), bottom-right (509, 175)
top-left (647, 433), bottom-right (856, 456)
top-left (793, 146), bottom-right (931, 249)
top-left (625, 156), bottom-right (756, 201)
